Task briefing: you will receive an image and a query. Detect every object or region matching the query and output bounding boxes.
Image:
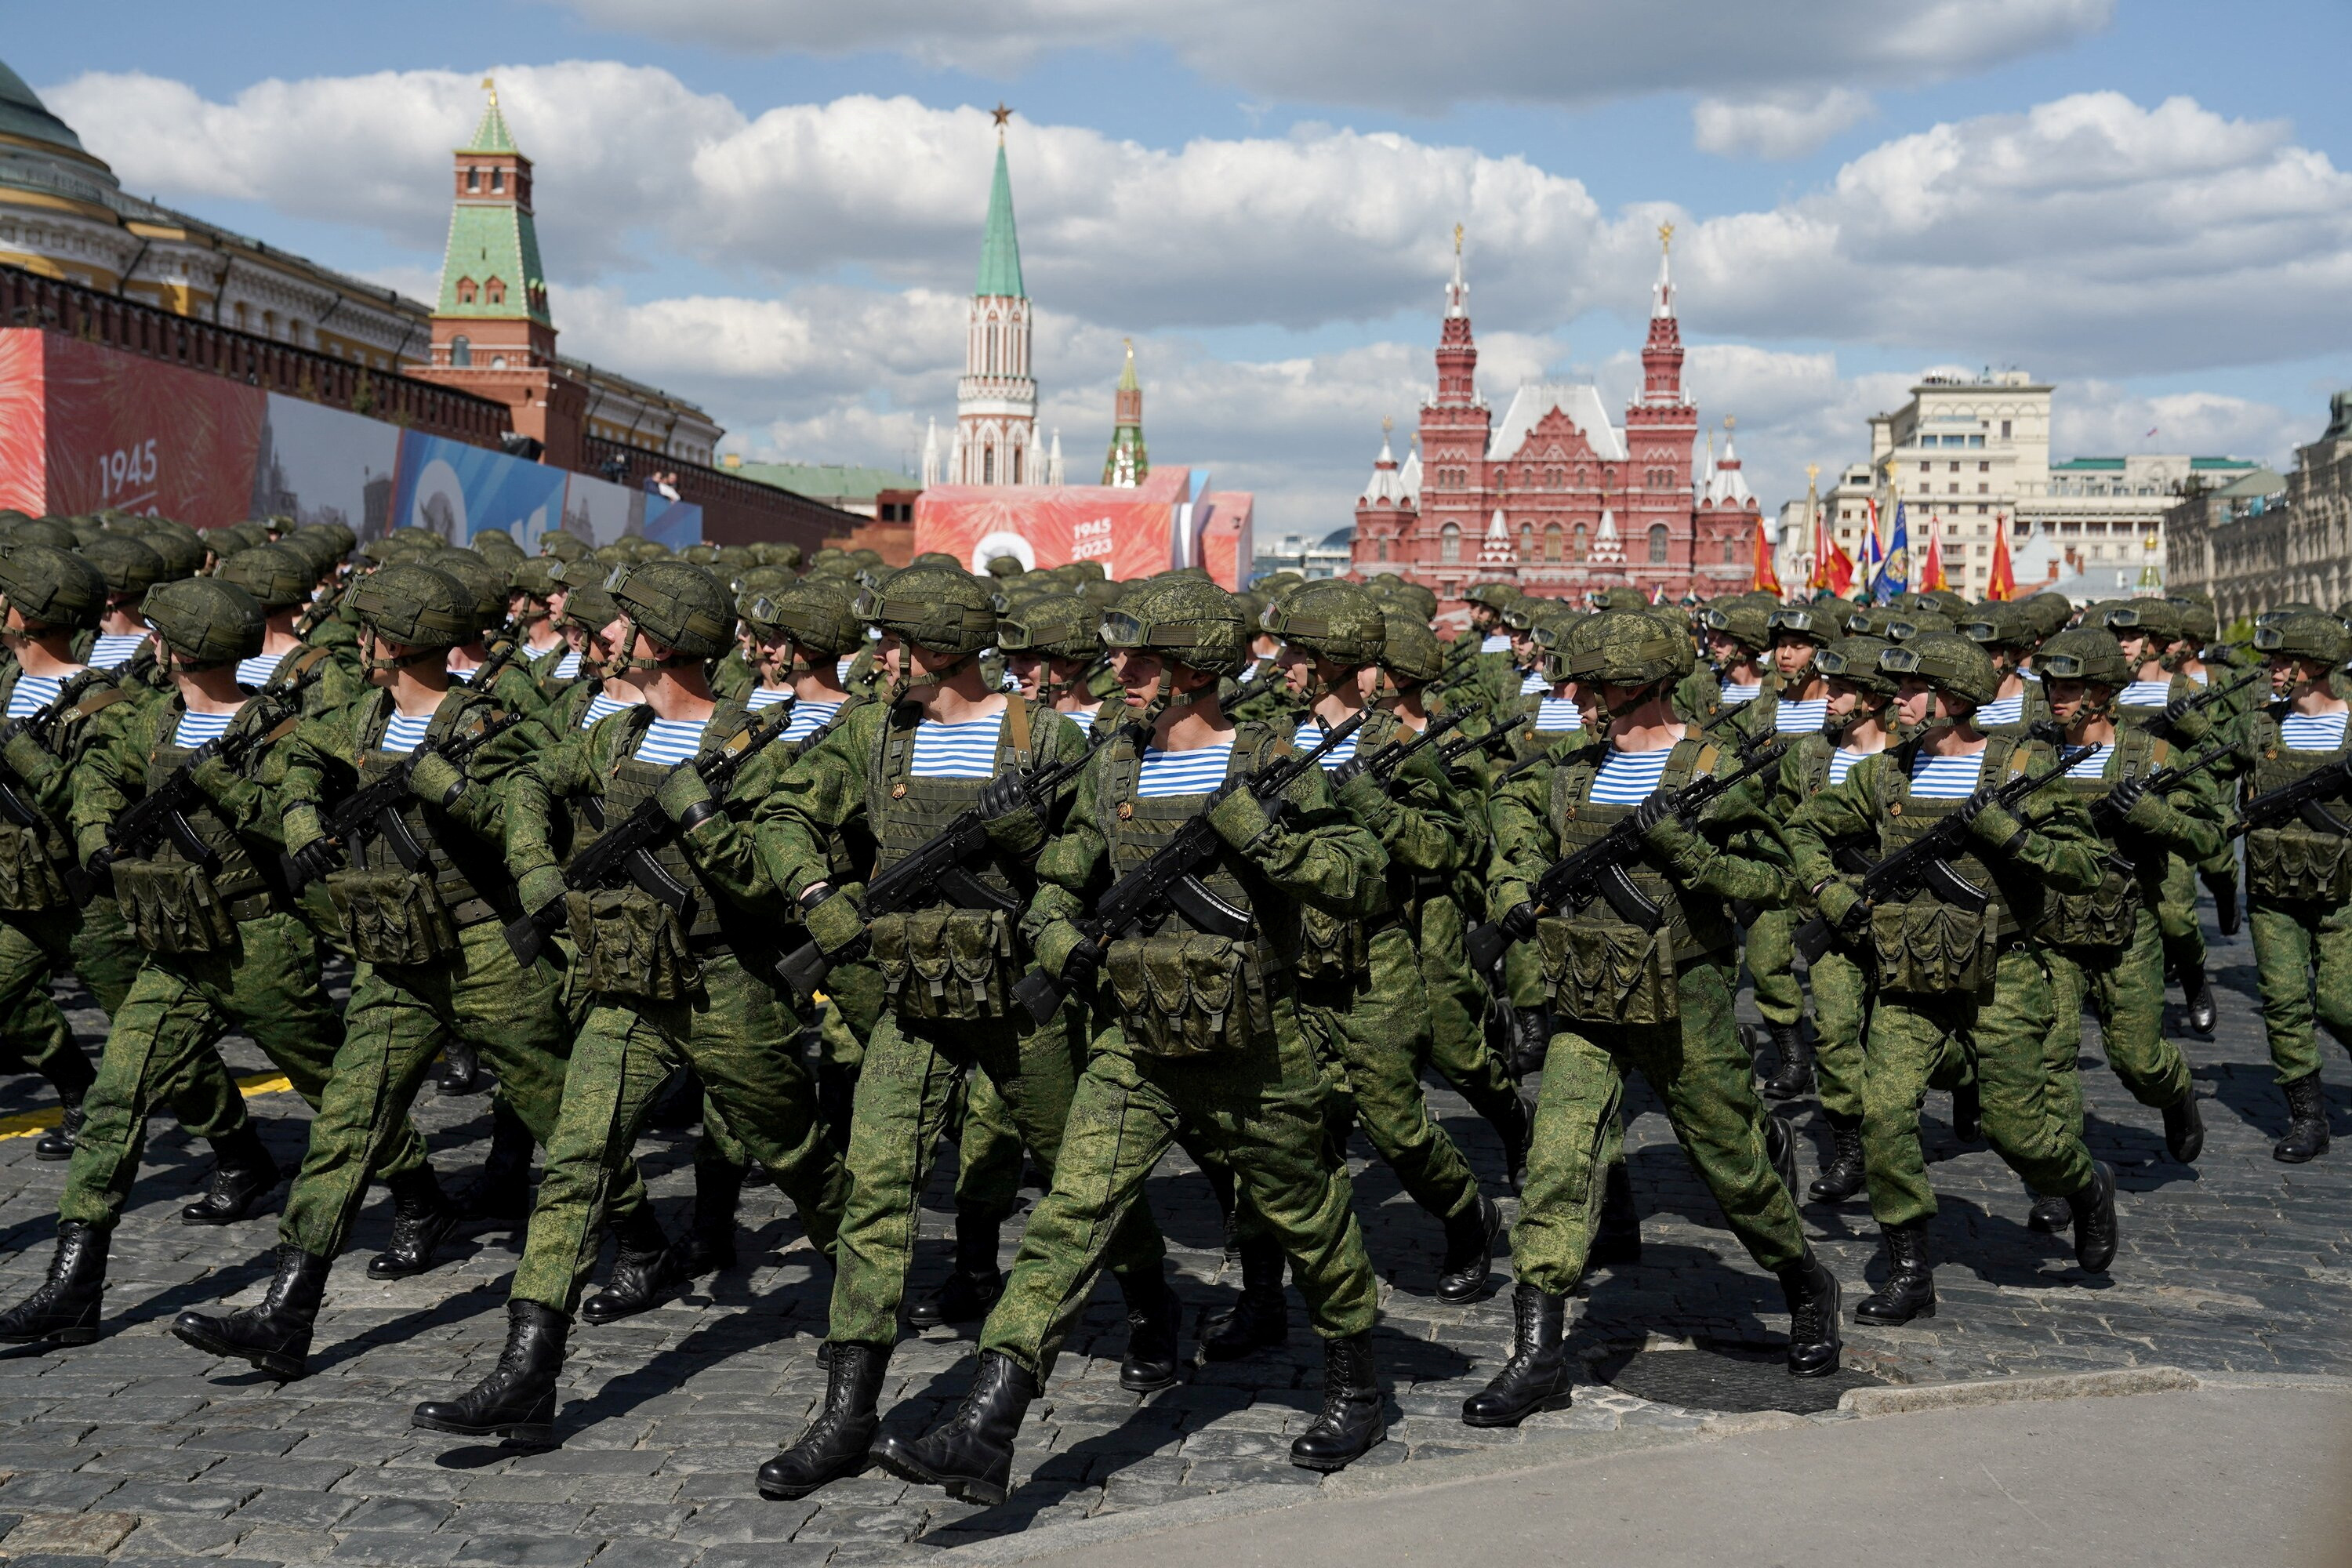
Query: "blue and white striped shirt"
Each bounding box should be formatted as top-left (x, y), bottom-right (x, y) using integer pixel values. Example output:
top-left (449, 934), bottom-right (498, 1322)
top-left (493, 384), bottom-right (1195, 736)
top-left (1481, 633), bottom-right (1512, 654)
top-left (2118, 680), bottom-right (2171, 709)
top-left (1828, 747), bottom-right (1872, 786)
top-left (1518, 670), bottom-right (1549, 695)
top-left (909, 711), bottom-right (1005, 779)
top-left (234, 653), bottom-right (280, 689)
top-left (779, 700), bottom-right (843, 744)
top-left (2187, 668), bottom-right (2209, 687)
top-left (746, 686), bottom-right (792, 711)
top-left (1719, 682), bottom-right (1762, 706)
top-left (88, 633), bottom-right (147, 670)
top-left (448, 662), bottom-right (477, 684)
top-left (1294, 718), bottom-right (1364, 771)
top-left (1534, 697), bottom-right (1583, 731)
top-left (1976, 693), bottom-right (2026, 727)
top-left (1137, 743), bottom-right (1234, 799)
top-left (1590, 748), bottom-right (1675, 804)
top-left (579, 691), bottom-right (631, 729)
top-left (1909, 751), bottom-right (1985, 799)
top-left (635, 718), bottom-right (710, 765)
top-left (379, 713), bottom-right (433, 753)
top-left (2067, 745), bottom-right (2117, 780)
top-left (5, 674), bottom-right (64, 719)
top-left (2281, 712), bottom-right (2350, 751)
top-left (837, 655), bottom-right (858, 683)
top-left (1775, 699), bottom-right (1828, 734)
top-left (552, 650), bottom-right (583, 681)
top-left (172, 710), bottom-right (237, 747)
top-left (1064, 707), bottom-right (1097, 734)
top-left (2020, 667), bottom-right (2043, 683)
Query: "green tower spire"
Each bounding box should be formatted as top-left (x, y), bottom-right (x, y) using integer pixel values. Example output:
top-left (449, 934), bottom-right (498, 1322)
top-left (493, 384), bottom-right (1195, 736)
top-left (1102, 339), bottom-right (1148, 486)
top-left (975, 107), bottom-right (1025, 299)
top-left (437, 78), bottom-right (550, 328)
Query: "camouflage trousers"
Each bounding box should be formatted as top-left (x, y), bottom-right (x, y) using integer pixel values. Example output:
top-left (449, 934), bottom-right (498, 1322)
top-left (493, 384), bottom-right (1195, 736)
top-left (1746, 906), bottom-right (1805, 1032)
top-left (2246, 895), bottom-right (2352, 1086)
top-left (1807, 944), bottom-right (1872, 1123)
top-left (279, 917), bottom-right (602, 1260)
top-left (1296, 924), bottom-right (1479, 1227)
top-left (509, 946), bottom-right (847, 1316)
top-left (1864, 946), bottom-right (2094, 1229)
top-left (946, 1066), bottom-right (1026, 1226)
top-left (1512, 957), bottom-right (1807, 1294)
top-left (2042, 916), bottom-right (2193, 1141)
top-left (1414, 893), bottom-right (1530, 1134)
top-left (2154, 851), bottom-right (2206, 981)
top-left (982, 995), bottom-right (1377, 1377)
top-left (61, 909), bottom-right (425, 1231)
top-left (828, 1004), bottom-right (1165, 1347)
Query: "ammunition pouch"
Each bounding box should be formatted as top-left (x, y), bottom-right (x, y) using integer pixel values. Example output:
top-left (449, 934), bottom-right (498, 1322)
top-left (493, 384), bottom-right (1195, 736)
top-left (870, 907), bottom-right (1017, 1020)
top-left (564, 886), bottom-right (702, 1001)
top-left (1292, 903), bottom-right (1372, 985)
top-left (2042, 873), bottom-right (2140, 949)
top-left (1873, 897), bottom-right (1996, 995)
top-left (1537, 916), bottom-right (1679, 1025)
top-left (0, 823), bottom-right (65, 912)
top-left (330, 867), bottom-right (460, 967)
top-left (1105, 932), bottom-right (1274, 1058)
top-left (2245, 824), bottom-right (2352, 905)
top-left (114, 858), bottom-right (236, 955)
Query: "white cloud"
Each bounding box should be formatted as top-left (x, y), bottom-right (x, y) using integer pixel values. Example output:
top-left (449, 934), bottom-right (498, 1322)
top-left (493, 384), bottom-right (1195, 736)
top-left (1693, 89), bottom-right (1875, 160)
top-left (2053, 382), bottom-right (2298, 469)
top-left (549, 0), bottom-right (2111, 114)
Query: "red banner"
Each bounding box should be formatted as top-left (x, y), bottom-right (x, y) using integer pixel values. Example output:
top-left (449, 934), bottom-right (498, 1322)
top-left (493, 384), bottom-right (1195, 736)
top-left (916, 470), bottom-right (1193, 580)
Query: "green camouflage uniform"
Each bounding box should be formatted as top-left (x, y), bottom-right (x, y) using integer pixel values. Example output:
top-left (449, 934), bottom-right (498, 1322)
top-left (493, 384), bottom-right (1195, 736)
top-left (2236, 702), bottom-right (2352, 1085)
top-left (1769, 733), bottom-right (1875, 1120)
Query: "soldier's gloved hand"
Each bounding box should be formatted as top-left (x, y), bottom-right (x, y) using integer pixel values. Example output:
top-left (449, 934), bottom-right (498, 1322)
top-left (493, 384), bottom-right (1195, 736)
top-left (1059, 935), bottom-right (1105, 989)
top-left (81, 845), bottom-right (114, 894)
top-left (1335, 766), bottom-right (1396, 829)
top-left (516, 865), bottom-right (569, 916)
top-left (186, 740), bottom-right (244, 798)
top-left (408, 753), bottom-right (467, 808)
top-left (1631, 790), bottom-right (1675, 836)
top-left (655, 764), bottom-right (715, 826)
top-left (2106, 775), bottom-right (2150, 818)
top-left (289, 836), bottom-right (342, 887)
top-left (977, 771), bottom-right (1037, 824)
top-left (977, 771), bottom-right (1046, 854)
top-left (1965, 797), bottom-right (2028, 854)
top-left (798, 883), bottom-right (868, 956)
top-left (1329, 755), bottom-right (1366, 789)
top-left (1816, 877), bottom-right (1864, 934)
top-left (2161, 694), bottom-right (2195, 726)
top-left (1207, 782), bottom-right (1277, 851)
top-left (1497, 901), bottom-right (1541, 945)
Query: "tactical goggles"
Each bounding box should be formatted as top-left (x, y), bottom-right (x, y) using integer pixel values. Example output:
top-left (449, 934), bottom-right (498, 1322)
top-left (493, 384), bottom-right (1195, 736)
top-left (1563, 633), bottom-right (1682, 679)
top-left (2101, 604), bottom-right (2151, 630)
top-left (1814, 645), bottom-right (1868, 681)
top-left (1259, 602), bottom-right (1352, 641)
top-left (1877, 645), bottom-right (1928, 677)
top-left (1099, 610), bottom-right (1226, 652)
top-left (1766, 608), bottom-right (1831, 639)
top-left (1886, 619), bottom-right (1930, 641)
top-left (2251, 625), bottom-right (2331, 656)
top-left (1958, 619), bottom-right (2010, 644)
top-left (342, 575), bottom-right (472, 642)
top-left (1842, 610), bottom-right (1879, 634)
top-left (2034, 648), bottom-right (2104, 680)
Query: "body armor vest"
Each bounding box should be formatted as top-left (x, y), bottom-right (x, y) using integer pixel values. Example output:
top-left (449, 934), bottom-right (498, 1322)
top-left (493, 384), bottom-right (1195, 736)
top-left (2038, 728), bottom-right (2165, 949)
top-left (113, 695), bottom-right (288, 953)
top-left (591, 700), bottom-right (767, 945)
top-left (0, 668), bottom-right (124, 913)
top-left (338, 691), bottom-right (510, 926)
top-left (2242, 706), bottom-right (2352, 904)
top-left (1865, 734), bottom-right (2034, 993)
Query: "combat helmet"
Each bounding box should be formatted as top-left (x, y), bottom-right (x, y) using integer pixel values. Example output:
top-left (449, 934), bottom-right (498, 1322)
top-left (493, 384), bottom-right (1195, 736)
top-left (558, 584), bottom-right (620, 639)
top-left (2101, 598), bottom-right (2185, 657)
top-left (1377, 612), bottom-right (1446, 687)
top-left (1261, 578), bottom-right (1385, 668)
top-left (855, 563), bottom-right (996, 657)
top-left (1590, 586), bottom-right (1652, 614)
top-left (1561, 610), bottom-right (1693, 686)
top-left (539, 530), bottom-right (591, 563)
top-left (508, 555), bottom-right (564, 602)
top-left (8, 518), bottom-right (78, 553)
top-left (429, 549), bottom-right (509, 632)
top-left (214, 546), bottom-right (314, 612)
top-left (2252, 612), bottom-right (2350, 669)
top-left (2034, 627), bottom-right (2132, 693)
top-left (607, 560), bottom-right (734, 662)
top-left (997, 593), bottom-right (1100, 662)
top-left (1099, 577), bottom-right (1250, 678)
top-left (1463, 581), bottom-right (1520, 615)
top-left (78, 534), bottom-right (166, 604)
top-left (345, 561), bottom-right (475, 662)
top-left (743, 575), bottom-right (865, 659)
top-left (1878, 630), bottom-right (1998, 710)
top-left (1885, 609), bottom-right (1955, 641)
top-left (142, 577), bottom-right (266, 669)
top-left (0, 543), bottom-right (107, 632)
top-left (1766, 605), bottom-right (1838, 646)
top-left (1958, 602), bottom-right (2033, 652)
top-left (1814, 635), bottom-right (1897, 698)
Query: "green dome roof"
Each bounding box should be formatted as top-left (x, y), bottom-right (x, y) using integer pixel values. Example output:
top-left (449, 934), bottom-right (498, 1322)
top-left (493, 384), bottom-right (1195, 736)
top-left (0, 61), bottom-right (85, 153)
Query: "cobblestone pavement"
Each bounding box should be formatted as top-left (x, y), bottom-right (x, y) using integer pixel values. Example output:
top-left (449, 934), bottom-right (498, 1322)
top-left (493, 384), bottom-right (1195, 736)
top-left (0, 915), bottom-right (2343, 1566)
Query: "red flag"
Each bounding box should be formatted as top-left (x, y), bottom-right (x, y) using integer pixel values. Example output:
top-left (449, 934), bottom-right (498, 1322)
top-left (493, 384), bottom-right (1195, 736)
top-left (1751, 515), bottom-right (1782, 596)
top-left (1920, 516), bottom-right (1948, 591)
top-left (1813, 507), bottom-right (1855, 595)
top-left (1985, 514), bottom-right (2016, 601)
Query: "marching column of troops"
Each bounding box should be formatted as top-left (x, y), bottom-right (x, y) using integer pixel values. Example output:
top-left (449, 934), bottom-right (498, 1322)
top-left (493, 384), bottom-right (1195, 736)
top-left (0, 505), bottom-right (2342, 1504)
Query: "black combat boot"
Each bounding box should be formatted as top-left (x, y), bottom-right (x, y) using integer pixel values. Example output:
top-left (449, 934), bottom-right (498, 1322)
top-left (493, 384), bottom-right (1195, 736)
top-left (2204, 869), bottom-right (2240, 936)
top-left (1853, 1221), bottom-right (1936, 1325)
top-left (1461, 1283), bottom-right (1572, 1427)
top-left (906, 1212), bottom-right (1004, 1330)
top-left (180, 1124), bottom-right (281, 1226)
top-left (34, 1049), bottom-right (94, 1161)
top-left (0, 1221), bottom-right (107, 1345)
top-left (1763, 1110), bottom-right (1800, 1201)
top-left (1200, 1235), bottom-right (1288, 1361)
top-left (1777, 1253), bottom-right (1842, 1377)
top-left (2067, 1160), bottom-right (2118, 1274)
top-left (434, 1036), bottom-right (484, 1095)
top-left (757, 1341), bottom-right (888, 1500)
top-left (2274, 1073), bottom-right (2330, 1163)
top-left (871, 1351), bottom-right (1039, 1504)
top-left (684, 1158), bottom-right (744, 1276)
top-left (1435, 1194), bottom-right (1502, 1305)
top-left (2180, 964), bottom-right (2216, 1038)
top-left (171, 1245), bottom-right (331, 1379)
top-left (1587, 1160), bottom-right (1641, 1268)
top-left (580, 1205), bottom-right (686, 1326)
top-left (1760, 1023), bottom-right (1815, 1101)
top-left (1290, 1332), bottom-right (1385, 1472)
top-left (1809, 1111), bottom-right (1867, 1202)
top-left (454, 1098), bottom-right (535, 1226)
top-left (1116, 1271), bottom-right (1183, 1393)
top-left (1487, 1086), bottom-right (1534, 1194)
top-left (2161, 1091), bottom-right (2205, 1163)
top-left (1950, 1081), bottom-right (1983, 1143)
top-left (367, 1167), bottom-right (461, 1279)
top-left (2027, 1189), bottom-right (2072, 1233)
top-left (412, 1299), bottom-right (568, 1447)
top-left (1511, 1006), bottom-right (1553, 1080)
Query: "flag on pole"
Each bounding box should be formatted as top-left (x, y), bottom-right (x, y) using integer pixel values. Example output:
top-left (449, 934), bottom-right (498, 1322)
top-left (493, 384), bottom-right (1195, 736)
top-left (1985, 513), bottom-right (2017, 601)
top-left (1810, 505), bottom-right (1855, 596)
top-left (1751, 515), bottom-right (1782, 596)
top-left (1857, 498), bottom-right (1886, 601)
top-left (1871, 503), bottom-right (1911, 605)
top-left (1919, 514), bottom-right (1948, 591)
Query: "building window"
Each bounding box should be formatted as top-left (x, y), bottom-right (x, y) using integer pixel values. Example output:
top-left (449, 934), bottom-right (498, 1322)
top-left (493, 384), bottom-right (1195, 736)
top-left (1920, 462), bottom-right (1931, 474)
top-left (491, 168), bottom-right (505, 193)
top-left (1949, 483), bottom-right (1960, 494)
top-left (485, 278), bottom-right (505, 306)
top-left (1519, 522), bottom-right (1534, 557)
top-left (1977, 483), bottom-right (1988, 494)
top-left (1573, 523), bottom-right (1588, 560)
top-left (1544, 524), bottom-right (1563, 561)
top-left (2000, 419), bottom-right (2013, 438)
top-left (1647, 524), bottom-right (1668, 564)
top-left (466, 167), bottom-right (479, 191)
top-left (1978, 461), bottom-right (1990, 473)
top-left (1375, 538), bottom-right (1388, 562)
top-left (983, 445), bottom-right (995, 485)
top-left (1722, 538), bottom-right (1739, 564)
top-left (1011, 445), bottom-right (1023, 485)
top-left (449, 336), bottom-right (471, 367)
top-left (456, 278), bottom-right (477, 304)
top-left (1949, 462), bottom-right (1960, 473)
top-left (1441, 523), bottom-right (1461, 563)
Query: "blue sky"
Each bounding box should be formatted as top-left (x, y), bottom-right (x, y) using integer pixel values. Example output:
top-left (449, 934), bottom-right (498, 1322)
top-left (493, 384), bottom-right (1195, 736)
top-left (15, 1), bottom-right (2352, 538)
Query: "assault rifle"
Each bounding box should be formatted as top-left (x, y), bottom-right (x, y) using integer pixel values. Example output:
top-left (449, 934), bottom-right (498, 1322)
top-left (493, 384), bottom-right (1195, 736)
top-left (1010, 710), bottom-right (1367, 1026)
top-left (2227, 748), bottom-right (2352, 841)
top-left (0, 680), bottom-right (89, 840)
top-left (503, 699), bottom-right (811, 964)
top-left (1465, 740), bottom-right (1789, 972)
top-left (288, 708), bottom-right (528, 891)
top-left (2088, 739), bottom-right (2235, 840)
top-left (1791, 741), bottom-right (2098, 963)
top-left (2144, 668), bottom-right (2262, 740)
top-left (773, 716), bottom-right (1141, 1004)
top-left (103, 658), bottom-right (327, 880)
top-left (1333, 703), bottom-right (1474, 793)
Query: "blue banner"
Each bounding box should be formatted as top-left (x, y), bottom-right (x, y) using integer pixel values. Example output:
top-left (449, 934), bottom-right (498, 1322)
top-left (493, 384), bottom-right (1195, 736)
top-left (1872, 503), bottom-right (1911, 605)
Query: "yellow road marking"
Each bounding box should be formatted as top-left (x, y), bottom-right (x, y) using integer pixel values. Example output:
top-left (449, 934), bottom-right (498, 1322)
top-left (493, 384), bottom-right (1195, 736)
top-left (0, 1071), bottom-right (296, 1142)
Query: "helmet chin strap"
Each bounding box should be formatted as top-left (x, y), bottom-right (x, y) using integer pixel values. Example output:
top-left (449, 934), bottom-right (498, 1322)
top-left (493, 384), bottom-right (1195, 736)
top-left (1600, 679), bottom-right (1661, 720)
